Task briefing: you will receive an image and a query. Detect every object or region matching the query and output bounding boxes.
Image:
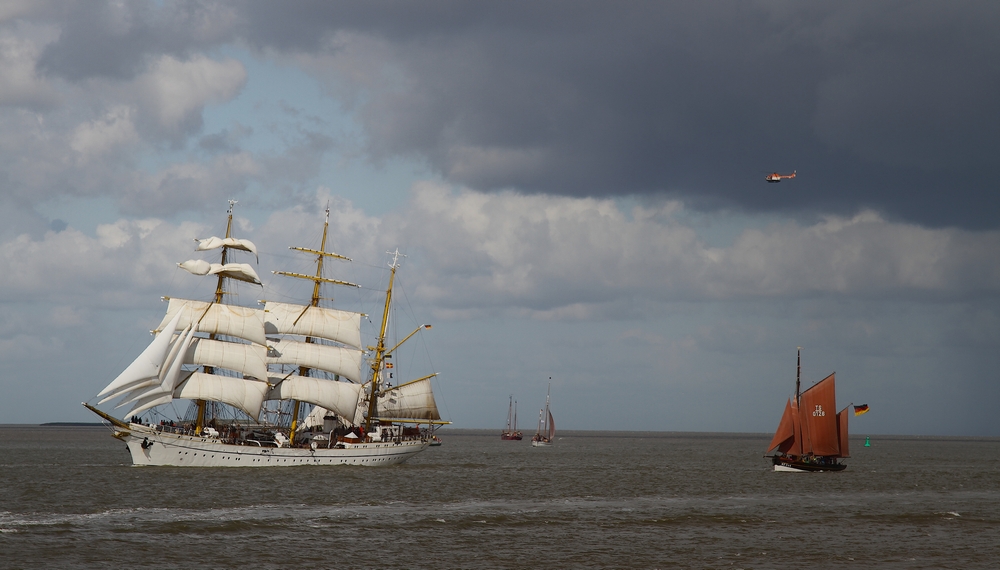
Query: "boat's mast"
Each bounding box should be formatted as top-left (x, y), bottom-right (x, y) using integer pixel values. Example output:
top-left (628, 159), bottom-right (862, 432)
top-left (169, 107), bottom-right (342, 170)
top-left (292, 207), bottom-right (330, 445)
top-left (214, 201), bottom-right (235, 303)
top-left (196, 200), bottom-right (238, 434)
top-left (544, 380), bottom-right (551, 435)
top-left (271, 205), bottom-right (358, 444)
top-left (309, 207), bottom-right (332, 306)
top-left (507, 395), bottom-right (513, 432)
top-left (795, 347), bottom-right (801, 405)
top-left (364, 249), bottom-right (401, 434)
top-left (794, 346), bottom-right (803, 457)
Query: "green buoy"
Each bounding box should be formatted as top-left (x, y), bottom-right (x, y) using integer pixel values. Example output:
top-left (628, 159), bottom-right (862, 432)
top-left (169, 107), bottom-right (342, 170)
top-left (864, 436), bottom-right (870, 447)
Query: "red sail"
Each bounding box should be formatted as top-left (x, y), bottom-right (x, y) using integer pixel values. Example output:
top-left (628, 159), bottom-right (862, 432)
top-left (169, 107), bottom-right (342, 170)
top-left (789, 397), bottom-right (803, 456)
top-left (837, 406), bottom-right (850, 458)
top-left (766, 398), bottom-right (796, 453)
top-left (799, 373), bottom-right (839, 456)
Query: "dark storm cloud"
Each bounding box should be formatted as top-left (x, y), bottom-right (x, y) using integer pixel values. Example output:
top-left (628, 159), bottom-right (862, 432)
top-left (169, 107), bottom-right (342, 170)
top-left (239, 1), bottom-right (1000, 229)
top-left (36, 1), bottom-right (1000, 228)
top-left (35, 1), bottom-right (238, 80)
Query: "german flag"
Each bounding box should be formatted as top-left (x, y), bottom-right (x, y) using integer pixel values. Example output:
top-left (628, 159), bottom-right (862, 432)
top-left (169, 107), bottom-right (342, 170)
top-left (853, 404), bottom-right (869, 416)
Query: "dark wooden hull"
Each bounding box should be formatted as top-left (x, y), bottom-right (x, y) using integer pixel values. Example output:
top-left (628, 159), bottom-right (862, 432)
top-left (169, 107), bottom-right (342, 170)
top-left (501, 432), bottom-right (522, 440)
top-left (772, 456), bottom-right (847, 472)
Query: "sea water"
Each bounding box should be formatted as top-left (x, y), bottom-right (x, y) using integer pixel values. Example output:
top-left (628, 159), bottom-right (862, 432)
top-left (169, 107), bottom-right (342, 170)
top-left (1, 426), bottom-right (998, 569)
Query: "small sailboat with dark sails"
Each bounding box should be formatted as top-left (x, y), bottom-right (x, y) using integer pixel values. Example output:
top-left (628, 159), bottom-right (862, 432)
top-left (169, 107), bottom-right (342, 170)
top-left (531, 382), bottom-right (555, 447)
top-left (501, 395), bottom-right (522, 440)
top-left (765, 348), bottom-right (850, 472)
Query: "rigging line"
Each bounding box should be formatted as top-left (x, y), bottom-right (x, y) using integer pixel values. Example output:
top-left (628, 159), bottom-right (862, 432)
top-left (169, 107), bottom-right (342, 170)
top-left (392, 273), bottom-right (428, 336)
top-left (390, 272), bottom-right (439, 372)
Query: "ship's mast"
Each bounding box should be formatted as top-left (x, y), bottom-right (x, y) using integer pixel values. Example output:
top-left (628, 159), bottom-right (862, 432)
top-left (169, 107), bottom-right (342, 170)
top-left (794, 346), bottom-right (802, 457)
top-left (795, 347), bottom-right (801, 405)
top-left (272, 205), bottom-right (357, 444)
top-left (507, 395), bottom-right (513, 432)
top-left (214, 201), bottom-right (236, 303)
top-left (544, 380), bottom-right (551, 436)
top-left (196, 200), bottom-right (238, 434)
top-left (364, 249), bottom-right (402, 434)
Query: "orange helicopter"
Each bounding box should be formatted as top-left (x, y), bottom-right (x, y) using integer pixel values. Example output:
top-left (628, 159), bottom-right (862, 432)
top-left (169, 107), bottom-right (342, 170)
top-left (765, 170), bottom-right (796, 183)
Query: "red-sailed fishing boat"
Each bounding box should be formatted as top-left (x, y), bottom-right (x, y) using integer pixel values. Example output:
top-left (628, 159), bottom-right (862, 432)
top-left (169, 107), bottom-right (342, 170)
top-left (765, 348), bottom-right (850, 472)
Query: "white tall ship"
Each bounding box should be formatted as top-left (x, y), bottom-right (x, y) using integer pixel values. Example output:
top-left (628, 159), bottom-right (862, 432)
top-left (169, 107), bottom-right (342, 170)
top-left (85, 202), bottom-right (448, 467)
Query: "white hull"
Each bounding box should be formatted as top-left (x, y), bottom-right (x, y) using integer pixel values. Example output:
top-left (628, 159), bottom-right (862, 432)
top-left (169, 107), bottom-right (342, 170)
top-left (121, 424), bottom-right (428, 467)
top-left (530, 439), bottom-right (551, 447)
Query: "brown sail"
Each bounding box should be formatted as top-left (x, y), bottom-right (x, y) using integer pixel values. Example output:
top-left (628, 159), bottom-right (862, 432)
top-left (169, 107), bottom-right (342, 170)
top-left (799, 373), bottom-right (839, 457)
top-left (766, 398), bottom-right (796, 453)
top-left (789, 398), bottom-right (803, 456)
top-left (768, 349), bottom-right (852, 472)
top-left (836, 406), bottom-right (850, 458)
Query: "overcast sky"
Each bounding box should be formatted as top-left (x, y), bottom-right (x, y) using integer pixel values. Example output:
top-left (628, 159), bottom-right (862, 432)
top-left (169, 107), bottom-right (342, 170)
top-left (1, 1), bottom-right (998, 436)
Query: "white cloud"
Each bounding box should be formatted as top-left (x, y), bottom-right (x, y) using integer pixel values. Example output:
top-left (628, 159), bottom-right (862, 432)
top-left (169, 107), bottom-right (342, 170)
top-left (5, 186), bottom-right (997, 320)
top-left (120, 152), bottom-right (261, 216)
top-left (381, 184), bottom-right (1000, 317)
top-left (134, 54), bottom-right (247, 133)
top-left (70, 105), bottom-right (138, 159)
top-left (0, 219), bottom-right (211, 306)
top-left (0, 191), bottom-right (996, 435)
top-left (0, 28), bottom-right (58, 108)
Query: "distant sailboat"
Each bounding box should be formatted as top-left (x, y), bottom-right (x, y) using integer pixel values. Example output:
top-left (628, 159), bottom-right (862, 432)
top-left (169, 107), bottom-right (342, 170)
top-left (531, 382), bottom-right (555, 447)
top-left (501, 395), bottom-right (523, 440)
top-left (765, 348), bottom-right (850, 472)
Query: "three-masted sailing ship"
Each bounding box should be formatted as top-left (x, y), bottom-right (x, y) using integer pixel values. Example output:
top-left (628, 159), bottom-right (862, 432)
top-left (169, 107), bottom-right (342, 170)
top-left (501, 395), bottom-right (522, 440)
top-left (530, 382), bottom-right (555, 447)
top-left (765, 348), bottom-right (850, 472)
top-left (85, 202), bottom-right (448, 467)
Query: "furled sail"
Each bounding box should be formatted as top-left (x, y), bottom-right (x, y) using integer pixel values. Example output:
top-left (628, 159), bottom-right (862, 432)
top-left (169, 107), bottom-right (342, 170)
top-left (265, 338), bottom-right (363, 382)
top-left (266, 375), bottom-right (362, 421)
top-left (263, 301), bottom-right (361, 350)
top-left (157, 298), bottom-right (267, 346)
top-left (195, 236), bottom-right (258, 256)
top-left (178, 259), bottom-right (262, 285)
top-left (376, 377), bottom-right (442, 421)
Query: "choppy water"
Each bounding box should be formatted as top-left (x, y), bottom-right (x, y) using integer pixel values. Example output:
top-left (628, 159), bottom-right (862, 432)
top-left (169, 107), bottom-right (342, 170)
top-left (1, 426), bottom-right (998, 569)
